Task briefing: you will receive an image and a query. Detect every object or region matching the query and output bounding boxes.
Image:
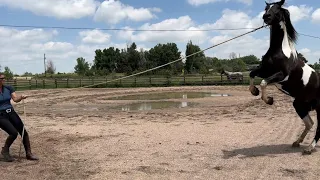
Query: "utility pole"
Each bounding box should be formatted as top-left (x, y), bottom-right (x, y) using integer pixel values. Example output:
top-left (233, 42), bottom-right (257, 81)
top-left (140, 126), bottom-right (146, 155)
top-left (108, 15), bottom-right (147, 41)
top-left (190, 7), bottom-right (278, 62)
top-left (44, 53), bottom-right (46, 77)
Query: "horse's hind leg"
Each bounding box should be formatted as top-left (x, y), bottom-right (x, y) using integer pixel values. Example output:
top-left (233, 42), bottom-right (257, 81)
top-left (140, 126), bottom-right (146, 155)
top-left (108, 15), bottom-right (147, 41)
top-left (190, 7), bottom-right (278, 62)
top-left (303, 106), bottom-right (320, 155)
top-left (249, 69), bottom-right (260, 96)
top-left (292, 100), bottom-right (314, 148)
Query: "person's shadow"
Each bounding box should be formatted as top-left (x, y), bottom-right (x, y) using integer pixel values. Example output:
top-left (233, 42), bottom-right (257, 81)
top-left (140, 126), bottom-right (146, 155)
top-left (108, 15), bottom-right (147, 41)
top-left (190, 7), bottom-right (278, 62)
top-left (221, 144), bottom-right (314, 159)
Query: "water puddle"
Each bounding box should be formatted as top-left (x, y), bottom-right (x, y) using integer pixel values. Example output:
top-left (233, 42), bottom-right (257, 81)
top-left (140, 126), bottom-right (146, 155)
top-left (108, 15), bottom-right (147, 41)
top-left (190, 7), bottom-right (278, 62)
top-left (115, 101), bottom-right (197, 111)
top-left (106, 91), bottom-right (231, 100)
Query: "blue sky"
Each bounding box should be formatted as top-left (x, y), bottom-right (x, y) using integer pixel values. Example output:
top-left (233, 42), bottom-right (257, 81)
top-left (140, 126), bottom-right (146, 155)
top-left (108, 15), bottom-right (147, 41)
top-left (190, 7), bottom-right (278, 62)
top-left (0, 0), bottom-right (319, 75)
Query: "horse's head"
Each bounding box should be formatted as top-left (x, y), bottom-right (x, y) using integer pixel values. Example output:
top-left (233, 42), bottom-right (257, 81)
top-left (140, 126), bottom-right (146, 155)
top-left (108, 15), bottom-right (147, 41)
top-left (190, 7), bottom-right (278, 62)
top-left (263, 0), bottom-right (288, 25)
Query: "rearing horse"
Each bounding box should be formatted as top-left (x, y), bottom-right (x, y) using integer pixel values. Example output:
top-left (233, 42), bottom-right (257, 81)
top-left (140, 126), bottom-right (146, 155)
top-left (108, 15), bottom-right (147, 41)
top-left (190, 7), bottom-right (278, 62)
top-left (249, 0), bottom-right (320, 155)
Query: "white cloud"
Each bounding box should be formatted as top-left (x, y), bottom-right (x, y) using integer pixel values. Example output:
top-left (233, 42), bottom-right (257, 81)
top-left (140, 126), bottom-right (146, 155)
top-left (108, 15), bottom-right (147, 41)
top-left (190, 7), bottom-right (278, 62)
top-left (0, 0), bottom-right (99, 19)
top-left (311, 8), bottom-right (320, 24)
top-left (0, 27), bottom-right (151, 74)
top-left (299, 48), bottom-right (311, 54)
top-left (117, 16), bottom-right (209, 44)
top-left (297, 48), bottom-right (320, 64)
top-left (79, 30), bottom-right (111, 44)
top-left (205, 9), bottom-right (264, 35)
top-left (94, 0), bottom-right (160, 24)
top-left (30, 42), bottom-right (74, 52)
top-left (287, 5), bottom-right (313, 23)
top-left (208, 34), bottom-right (269, 59)
top-left (187, 0), bottom-right (252, 6)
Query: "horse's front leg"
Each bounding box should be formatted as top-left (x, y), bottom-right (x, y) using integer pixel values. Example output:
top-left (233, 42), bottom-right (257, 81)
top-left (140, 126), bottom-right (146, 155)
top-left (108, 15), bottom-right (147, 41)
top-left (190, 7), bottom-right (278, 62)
top-left (260, 71), bottom-right (286, 105)
top-left (249, 68), bottom-right (260, 96)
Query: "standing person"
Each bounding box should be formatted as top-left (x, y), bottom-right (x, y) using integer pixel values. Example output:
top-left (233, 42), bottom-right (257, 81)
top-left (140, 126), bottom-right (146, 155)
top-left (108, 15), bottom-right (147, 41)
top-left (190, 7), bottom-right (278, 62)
top-left (0, 73), bottom-right (38, 162)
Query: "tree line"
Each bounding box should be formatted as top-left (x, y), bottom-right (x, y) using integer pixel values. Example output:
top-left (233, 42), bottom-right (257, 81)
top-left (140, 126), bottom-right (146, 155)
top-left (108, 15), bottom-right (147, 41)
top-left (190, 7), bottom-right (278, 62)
top-left (3, 40), bottom-right (319, 78)
top-left (73, 41), bottom-right (263, 77)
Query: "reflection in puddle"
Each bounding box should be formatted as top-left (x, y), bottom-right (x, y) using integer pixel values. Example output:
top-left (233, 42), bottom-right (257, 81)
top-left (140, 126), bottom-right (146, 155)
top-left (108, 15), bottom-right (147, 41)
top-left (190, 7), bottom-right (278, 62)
top-left (118, 101), bottom-right (195, 111)
top-left (106, 91), bottom-right (231, 100)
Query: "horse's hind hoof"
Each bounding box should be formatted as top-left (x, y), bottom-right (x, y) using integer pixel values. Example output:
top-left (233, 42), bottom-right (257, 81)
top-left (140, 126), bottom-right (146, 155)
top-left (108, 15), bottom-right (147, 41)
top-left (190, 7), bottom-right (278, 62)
top-left (249, 86), bottom-right (259, 96)
top-left (266, 97), bottom-right (273, 105)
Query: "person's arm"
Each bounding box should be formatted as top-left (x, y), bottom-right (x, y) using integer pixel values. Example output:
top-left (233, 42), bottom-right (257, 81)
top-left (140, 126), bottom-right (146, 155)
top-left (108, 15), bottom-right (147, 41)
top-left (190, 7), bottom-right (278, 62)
top-left (11, 92), bottom-right (27, 103)
top-left (7, 85), bottom-right (27, 103)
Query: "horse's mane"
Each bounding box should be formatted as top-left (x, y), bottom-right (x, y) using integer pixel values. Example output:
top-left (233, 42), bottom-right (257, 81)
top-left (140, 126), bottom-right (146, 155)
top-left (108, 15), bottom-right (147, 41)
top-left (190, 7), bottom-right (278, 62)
top-left (280, 7), bottom-right (298, 44)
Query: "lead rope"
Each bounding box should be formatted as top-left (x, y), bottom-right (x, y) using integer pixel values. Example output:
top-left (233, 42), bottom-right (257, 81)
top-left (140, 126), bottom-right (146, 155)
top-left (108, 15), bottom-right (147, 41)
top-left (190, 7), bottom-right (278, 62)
top-left (25, 24), bottom-right (268, 100)
top-left (18, 98), bottom-right (25, 161)
top-left (15, 25), bottom-right (268, 162)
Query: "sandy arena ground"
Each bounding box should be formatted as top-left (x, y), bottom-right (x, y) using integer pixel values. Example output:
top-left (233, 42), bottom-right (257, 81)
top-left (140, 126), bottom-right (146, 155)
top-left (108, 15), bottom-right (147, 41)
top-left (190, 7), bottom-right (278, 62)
top-left (1, 85), bottom-right (320, 180)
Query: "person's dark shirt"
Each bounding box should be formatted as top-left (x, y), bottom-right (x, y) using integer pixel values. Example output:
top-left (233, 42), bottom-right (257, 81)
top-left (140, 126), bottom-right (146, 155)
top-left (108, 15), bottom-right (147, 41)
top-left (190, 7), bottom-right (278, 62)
top-left (0, 85), bottom-right (15, 110)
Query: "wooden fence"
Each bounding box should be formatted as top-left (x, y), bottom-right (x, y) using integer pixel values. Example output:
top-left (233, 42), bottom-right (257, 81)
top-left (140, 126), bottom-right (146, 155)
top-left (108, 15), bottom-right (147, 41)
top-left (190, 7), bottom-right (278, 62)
top-left (4, 75), bottom-right (263, 91)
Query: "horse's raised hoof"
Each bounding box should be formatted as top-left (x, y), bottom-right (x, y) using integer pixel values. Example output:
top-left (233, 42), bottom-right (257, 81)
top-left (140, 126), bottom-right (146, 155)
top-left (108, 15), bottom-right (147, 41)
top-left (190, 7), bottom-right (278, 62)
top-left (292, 141), bottom-right (300, 148)
top-left (266, 96), bottom-right (274, 105)
top-left (249, 86), bottom-right (259, 96)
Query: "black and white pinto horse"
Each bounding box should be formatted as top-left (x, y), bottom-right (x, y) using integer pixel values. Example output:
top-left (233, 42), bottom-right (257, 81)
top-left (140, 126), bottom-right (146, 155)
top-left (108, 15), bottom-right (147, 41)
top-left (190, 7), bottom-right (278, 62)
top-left (249, 0), bottom-right (320, 155)
top-left (221, 70), bottom-right (243, 81)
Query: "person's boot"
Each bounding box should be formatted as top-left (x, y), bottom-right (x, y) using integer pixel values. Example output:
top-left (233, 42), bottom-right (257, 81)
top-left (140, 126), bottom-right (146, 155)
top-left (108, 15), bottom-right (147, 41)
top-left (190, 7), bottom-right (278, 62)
top-left (23, 133), bottom-right (39, 161)
top-left (1, 135), bottom-right (16, 162)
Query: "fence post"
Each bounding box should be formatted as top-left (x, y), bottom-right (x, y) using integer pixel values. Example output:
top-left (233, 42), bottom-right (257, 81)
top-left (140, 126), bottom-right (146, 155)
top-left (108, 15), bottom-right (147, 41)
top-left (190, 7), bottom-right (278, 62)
top-left (67, 78), bottom-right (69, 88)
top-left (134, 77), bottom-right (136, 86)
top-left (36, 80), bottom-right (38, 88)
top-left (43, 79), bottom-right (45, 88)
top-left (14, 79), bottom-right (17, 90)
top-left (184, 76), bottom-right (186, 85)
top-left (29, 80), bottom-right (31, 90)
top-left (149, 77), bottom-right (152, 86)
top-left (105, 77), bottom-right (107, 87)
top-left (55, 79), bottom-right (57, 88)
top-left (92, 77), bottom-right (94, 85)
top-left (202, 76), bottom-right (204, 84)
top-left (79, 79), bottom-right (82, 87)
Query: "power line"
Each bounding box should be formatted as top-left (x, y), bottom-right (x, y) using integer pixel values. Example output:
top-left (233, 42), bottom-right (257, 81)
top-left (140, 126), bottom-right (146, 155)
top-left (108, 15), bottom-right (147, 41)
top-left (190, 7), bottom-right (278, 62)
top-left (0, 24), bottom-right (257, 31)
top-left (299, 33), bottom-right (320, 40)
top-left (0, 23), bottom-right (319, 39)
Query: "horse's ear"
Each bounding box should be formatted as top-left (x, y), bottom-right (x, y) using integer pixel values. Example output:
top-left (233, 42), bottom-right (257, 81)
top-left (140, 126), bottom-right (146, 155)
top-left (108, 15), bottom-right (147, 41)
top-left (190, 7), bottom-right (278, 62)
top-left (279, 0), bottom-right (285, 6)
top-left (265, 1), bottom-right (268, 5)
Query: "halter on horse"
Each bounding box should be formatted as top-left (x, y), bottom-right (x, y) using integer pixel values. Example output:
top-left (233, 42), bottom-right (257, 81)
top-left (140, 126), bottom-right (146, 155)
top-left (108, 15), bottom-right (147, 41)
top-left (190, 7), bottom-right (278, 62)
top-left (249, 0), bottom-right (320, 155)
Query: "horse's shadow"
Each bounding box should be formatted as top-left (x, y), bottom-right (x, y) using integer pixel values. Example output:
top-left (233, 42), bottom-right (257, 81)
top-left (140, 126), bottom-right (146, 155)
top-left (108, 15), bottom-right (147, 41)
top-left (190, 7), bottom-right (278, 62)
top-left (221, 144), bottom-right (313, 159)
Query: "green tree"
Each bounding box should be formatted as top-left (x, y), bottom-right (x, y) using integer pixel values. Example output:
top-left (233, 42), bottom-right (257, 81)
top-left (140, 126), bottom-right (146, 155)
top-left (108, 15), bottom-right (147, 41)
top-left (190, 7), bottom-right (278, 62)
top-left (46, 60), bottom-right (56, 74)
top-left (4, 66), bottom-right (13, 80)
top-left (240, 55), bottom-right (260, 65)
top-left (146, 42), bottom-right (182, 75)
top-left (185, 40), bottom-right (205, 74)
top-left (74, 57), bottom-right (90, 76)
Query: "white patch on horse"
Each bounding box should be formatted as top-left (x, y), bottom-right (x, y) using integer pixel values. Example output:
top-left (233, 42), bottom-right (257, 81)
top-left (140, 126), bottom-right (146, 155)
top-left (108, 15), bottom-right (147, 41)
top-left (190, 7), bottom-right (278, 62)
top-left (260, 79), bottom-right (267, 86)
top-left (311, 139), bottom-right (317, 148)
top-left (267, 4), bottom-right (274, 13)
top-left (301, 63), bottom-right (314, 86)
top-left (280, 75), bottom-right (289, 82)
top-left (279, 21), bottom-right (298, 60)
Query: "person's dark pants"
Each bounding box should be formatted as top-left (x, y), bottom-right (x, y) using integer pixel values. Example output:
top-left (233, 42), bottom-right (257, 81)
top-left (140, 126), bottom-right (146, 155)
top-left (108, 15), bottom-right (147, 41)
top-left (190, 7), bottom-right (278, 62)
top-left (0, 108), bottom-right (37, 161)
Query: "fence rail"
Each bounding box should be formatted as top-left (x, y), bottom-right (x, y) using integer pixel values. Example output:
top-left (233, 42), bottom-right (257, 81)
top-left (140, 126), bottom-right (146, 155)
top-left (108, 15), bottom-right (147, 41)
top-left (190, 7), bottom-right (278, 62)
top-left (4, 75), bottom-right (263, 91)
